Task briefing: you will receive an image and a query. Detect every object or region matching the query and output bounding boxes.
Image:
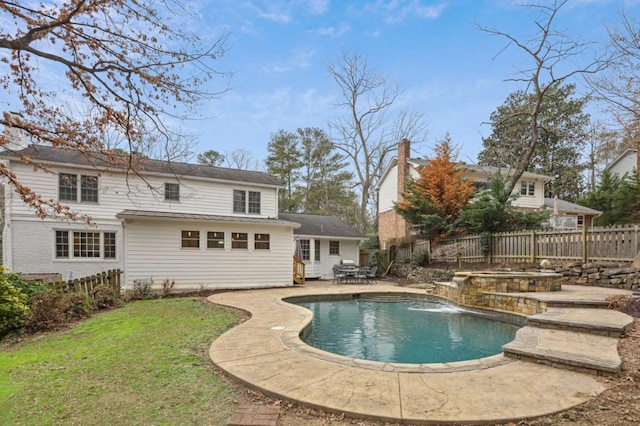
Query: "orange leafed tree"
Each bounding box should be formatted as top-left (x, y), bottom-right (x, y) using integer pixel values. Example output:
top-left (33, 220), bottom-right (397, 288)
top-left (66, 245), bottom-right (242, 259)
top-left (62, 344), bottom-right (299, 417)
top-left (395, 134), bottom-right (475, 241)
top-left (0, 0), bottom-right (228, 221)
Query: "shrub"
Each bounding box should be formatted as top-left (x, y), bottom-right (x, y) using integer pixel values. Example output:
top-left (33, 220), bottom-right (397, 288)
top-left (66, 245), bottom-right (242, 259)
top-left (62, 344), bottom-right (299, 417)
top-left (0, 272), bottom-right (29, 339)
top-left (131, 278), bottom-right (155, 300)
top-left (61, 292), bottom-right (94, 320)
top-left (24, 291), bottom-right (94, 332)
top-left (161, 279), bottom-right (175, 297)
top-left (23, 292), bottom-right (65, 332)
top-left (91, 285), bottom-right (121, 309)
top-left (409, 250), bottom-right (429, 267)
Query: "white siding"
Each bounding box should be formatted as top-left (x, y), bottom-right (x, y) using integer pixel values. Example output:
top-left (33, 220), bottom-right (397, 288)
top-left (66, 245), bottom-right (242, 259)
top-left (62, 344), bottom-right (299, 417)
top-left (123, 219), bottom-right (294, 289)
top-left (3, 160), bottom-right (291, 290)
top-left (297, 238), bottom-right (361, 279)
top-left (378, 164), bottom-right (398, 213)
top-left (5, 162), bottom-right (279, 220)
top-left (6, 219), bottom-right (124, 280)
top-left (464, 169), bottom-right (545, 209)
top-left (608, 153), bottom-right (637, 178)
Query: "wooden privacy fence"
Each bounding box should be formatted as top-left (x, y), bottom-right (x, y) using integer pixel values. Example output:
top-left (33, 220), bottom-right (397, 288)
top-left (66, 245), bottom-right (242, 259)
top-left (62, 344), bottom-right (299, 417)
top-left (51, 269), bottom-right (123, 296)
top-left (393, 225), bottom-right (640, 264)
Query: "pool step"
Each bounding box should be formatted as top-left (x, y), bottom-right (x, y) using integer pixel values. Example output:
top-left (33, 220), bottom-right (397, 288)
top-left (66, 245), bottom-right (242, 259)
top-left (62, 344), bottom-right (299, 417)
top-left (503, 326), bottom-right (622, 376)
top-left (526, 307), bottom-right (634, 337)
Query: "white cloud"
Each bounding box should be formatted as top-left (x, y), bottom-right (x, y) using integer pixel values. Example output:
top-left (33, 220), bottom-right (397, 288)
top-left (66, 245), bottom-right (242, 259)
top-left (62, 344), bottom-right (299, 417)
top-left (306, 0), bottom-right (330, 14)
top-left (368, 0), bottom-right (449, 24)
top-left (313, 24), bottom-right (351, 37)
top-left (262, 49), bottom-right (315, 73)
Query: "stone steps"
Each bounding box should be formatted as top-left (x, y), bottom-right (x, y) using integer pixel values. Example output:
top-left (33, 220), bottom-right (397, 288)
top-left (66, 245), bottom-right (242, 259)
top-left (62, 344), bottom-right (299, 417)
top-left (503, 326), bottom-right (622, 376)
top-left (502, 306), bottom-right (633, 376)
top-left (526, 307), bottom-right (634, 337)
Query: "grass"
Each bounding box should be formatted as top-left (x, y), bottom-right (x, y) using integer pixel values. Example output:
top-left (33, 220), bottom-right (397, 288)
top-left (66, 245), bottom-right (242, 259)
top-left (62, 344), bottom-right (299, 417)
top-left (0, 298), bottom-right (240, 425)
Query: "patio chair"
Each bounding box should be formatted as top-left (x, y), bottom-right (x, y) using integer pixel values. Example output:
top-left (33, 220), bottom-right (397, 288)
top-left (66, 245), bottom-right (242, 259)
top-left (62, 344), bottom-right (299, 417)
top-left (364, 266), bottom-right (377, 284)
top-left (332, 265), bottom-right (347, 284)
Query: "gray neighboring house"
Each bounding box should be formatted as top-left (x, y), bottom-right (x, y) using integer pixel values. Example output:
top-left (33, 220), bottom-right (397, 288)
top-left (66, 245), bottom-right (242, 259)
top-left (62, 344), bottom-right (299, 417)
top-left (279, 213), bottom-right (366, 279)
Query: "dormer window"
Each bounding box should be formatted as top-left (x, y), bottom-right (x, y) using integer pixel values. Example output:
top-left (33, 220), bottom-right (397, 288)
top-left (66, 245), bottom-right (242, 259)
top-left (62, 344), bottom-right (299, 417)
top-left (164, 183), bottom-right (180, 201)
top-left (520, 181), bottom-right (535, 196)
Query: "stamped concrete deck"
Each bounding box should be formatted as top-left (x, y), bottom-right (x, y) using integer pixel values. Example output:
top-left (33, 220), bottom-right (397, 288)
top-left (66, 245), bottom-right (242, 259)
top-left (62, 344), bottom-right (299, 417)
top-left (209, 283), bottom-right (632, 425)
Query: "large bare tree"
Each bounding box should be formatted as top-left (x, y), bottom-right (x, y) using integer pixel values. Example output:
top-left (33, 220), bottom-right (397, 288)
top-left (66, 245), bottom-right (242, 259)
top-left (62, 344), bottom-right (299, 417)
top-left (0, 0), bottom-right (228, 220)
top-left (328, 51), bottom-right (427, 229)
top-left (588, 12), bottom-right (640, 163)
top-left (481, 0), bottom-right (607, 199)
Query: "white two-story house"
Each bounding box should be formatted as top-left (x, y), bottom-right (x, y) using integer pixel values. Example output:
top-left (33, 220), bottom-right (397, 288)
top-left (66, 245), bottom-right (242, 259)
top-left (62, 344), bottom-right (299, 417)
top-left (376, 139), bottom-right (601, 249)
top-left (1, 144), bottom-right (304, 290)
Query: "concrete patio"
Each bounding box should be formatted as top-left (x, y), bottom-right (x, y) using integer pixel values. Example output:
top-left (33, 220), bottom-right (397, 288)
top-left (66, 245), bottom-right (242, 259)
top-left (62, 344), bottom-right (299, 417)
top-left (209, 282), bottom-right (633, 424)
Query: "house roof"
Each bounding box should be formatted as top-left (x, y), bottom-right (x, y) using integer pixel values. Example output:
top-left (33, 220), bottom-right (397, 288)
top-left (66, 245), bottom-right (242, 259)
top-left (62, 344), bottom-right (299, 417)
top-left (543, 198), bottom-right (602, 215)
top-left (603, 148), bottom-right (638, 173)
top-left (278, 213), bottom-right (365, 239)
top-left (376, 156), bottom-right (552, 190)
top-left (0, 144), bottom-right (281, 187)
top-left (116, 209), bottom-right (301, 228)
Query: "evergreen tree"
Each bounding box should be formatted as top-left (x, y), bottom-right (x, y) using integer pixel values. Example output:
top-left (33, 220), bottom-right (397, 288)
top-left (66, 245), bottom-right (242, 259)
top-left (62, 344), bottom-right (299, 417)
top-left (578, 170), bottom-right (622, 226)
top-left (296, 128), bottom-right (358, 224)
top-left (478, 84), bottom-right (590, 202)
top-left (459, 175), bottom-right (548, 234)
top-left (395, 135), bottom-right (475, 241)
top-left (197, 150), bottom-right (225, 167)
top-left (265, 130), bottom-right (303, 212)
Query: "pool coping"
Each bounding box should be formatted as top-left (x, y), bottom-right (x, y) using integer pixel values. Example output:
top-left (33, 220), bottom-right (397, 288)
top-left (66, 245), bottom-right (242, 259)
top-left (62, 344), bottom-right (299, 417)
top-left (208, 283), bottom-right (625, 424)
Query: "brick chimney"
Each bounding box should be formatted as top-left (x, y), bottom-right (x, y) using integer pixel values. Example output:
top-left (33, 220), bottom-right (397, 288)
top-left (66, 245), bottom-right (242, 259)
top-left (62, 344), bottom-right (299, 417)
top-left (397, 138), bottom-right (411, 196)
top-left (396, 138), bottom-right (411, 239)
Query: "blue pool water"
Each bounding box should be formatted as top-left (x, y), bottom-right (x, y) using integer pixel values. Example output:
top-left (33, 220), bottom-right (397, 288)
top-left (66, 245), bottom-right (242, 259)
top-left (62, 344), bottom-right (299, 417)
top-left (297, 297), bottom-right (520, 364)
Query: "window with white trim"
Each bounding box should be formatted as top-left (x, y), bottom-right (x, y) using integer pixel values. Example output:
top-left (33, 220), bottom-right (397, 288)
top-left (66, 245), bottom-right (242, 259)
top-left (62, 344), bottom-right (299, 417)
top-left (55, 230), bottom-right (115, 259)
top-left (104, 232), bottom-right (116, 258)
top-left (254, 233), bottom-right (270, 250)
top-left (300, 239), bottom-right (310, 260)
top-left (207, 231), bottom-right (224, 249)
top-left (59, 173), bottom-right (98, 202)
top-left (520, 180), bottom-right (535, 196)
top-left (329, 241), bottom-right (340, 256)
top-left (231, 232), bottom-right (248, 249)
top-left (181, 230), bottom-right (200, 248)
top-left (165, 183), bottom-right (180, 201)
top-left (232, 189), bottom-right (261, 214)
top-left (314, 240), bottom-right (320, 261)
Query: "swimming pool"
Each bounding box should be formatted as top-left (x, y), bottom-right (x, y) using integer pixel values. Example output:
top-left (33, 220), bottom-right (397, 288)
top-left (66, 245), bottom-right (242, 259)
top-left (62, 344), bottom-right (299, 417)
top-left (295, 295), bottom-right (521, 364)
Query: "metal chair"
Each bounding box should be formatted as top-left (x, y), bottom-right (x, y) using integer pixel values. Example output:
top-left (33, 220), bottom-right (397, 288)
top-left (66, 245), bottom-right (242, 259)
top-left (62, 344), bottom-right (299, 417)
top-left (332, 265), bottom-right (346, 284)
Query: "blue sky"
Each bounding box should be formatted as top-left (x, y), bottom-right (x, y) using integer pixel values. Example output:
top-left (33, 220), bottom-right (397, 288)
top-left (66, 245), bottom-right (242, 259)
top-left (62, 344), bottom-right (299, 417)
top-left (188, 1), bottom-right (639, 165)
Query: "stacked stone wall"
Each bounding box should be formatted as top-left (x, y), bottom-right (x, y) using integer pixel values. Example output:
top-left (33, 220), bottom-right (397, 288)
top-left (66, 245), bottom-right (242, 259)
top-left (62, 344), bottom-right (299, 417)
top-left (552, 263), bottom-right (640, 290)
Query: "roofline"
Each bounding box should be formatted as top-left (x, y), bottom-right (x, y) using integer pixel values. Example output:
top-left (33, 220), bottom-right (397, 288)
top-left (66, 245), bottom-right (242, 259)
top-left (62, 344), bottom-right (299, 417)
top-left (603, 148), bottom-right (638, 172)
top-left (0, 149), bottom-right (283, 189)
top-left (116, 210), bottom-right (301, 228)
top-left (294, 233), bottom-right (367, 241)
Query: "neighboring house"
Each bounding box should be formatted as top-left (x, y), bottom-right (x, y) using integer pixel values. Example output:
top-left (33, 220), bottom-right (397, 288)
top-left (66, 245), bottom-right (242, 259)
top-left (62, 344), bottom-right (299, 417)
top-left (376, 139), bottom-right (601, 249)
top-left (279, 213), bottom-right (366, 279)
top-left (543, 197), bottom-right (602, 230)
top-left (0, 144), bottom-right (303, 290)
top-left (604, 147), bottom-right (639, 179)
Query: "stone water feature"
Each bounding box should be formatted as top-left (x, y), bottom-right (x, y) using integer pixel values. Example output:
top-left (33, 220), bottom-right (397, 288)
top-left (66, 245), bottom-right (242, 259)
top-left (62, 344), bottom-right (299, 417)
top-left (433, 270), bottom-right (563, 315)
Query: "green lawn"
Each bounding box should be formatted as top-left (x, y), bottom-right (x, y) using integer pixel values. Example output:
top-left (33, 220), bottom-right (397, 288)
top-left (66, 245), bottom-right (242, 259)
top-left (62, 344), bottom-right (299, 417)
top-left (0, 298), bottom-right (240, 425)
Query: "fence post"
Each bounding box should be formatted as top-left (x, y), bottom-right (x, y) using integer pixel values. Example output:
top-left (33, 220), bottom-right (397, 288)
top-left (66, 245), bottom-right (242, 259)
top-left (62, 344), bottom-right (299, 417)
top-left (530, 230), bottom-right (536, 263)
top-left (582, 225), bottom-right (589, 263)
